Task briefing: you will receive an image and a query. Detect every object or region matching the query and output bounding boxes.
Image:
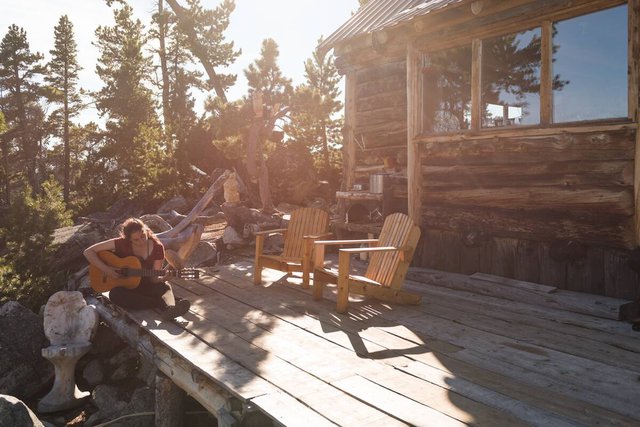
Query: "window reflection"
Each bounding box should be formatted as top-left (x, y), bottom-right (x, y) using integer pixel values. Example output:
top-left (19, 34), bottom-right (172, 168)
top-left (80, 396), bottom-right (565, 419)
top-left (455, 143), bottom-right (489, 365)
top-left (482, 28), bottom-right (541, 128)
top-left (553, 5), bottom-right (627, 123)
top-left (421, 45), bottom-right (472, 133)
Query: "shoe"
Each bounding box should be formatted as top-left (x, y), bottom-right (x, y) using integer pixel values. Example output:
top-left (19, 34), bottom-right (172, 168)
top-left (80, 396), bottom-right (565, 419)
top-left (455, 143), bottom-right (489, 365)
top-left (162, 299), bottom-right (191, 320)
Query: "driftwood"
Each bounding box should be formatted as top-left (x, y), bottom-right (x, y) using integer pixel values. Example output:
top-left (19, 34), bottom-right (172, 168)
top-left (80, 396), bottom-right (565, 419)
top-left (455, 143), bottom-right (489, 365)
top-left (157, 170), bottom-right (231, 239)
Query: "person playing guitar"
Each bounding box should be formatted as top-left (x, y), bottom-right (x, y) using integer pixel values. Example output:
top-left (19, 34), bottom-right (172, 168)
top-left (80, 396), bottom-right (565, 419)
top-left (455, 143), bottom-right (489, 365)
top-left (84, 218), bottom-right (191, 320)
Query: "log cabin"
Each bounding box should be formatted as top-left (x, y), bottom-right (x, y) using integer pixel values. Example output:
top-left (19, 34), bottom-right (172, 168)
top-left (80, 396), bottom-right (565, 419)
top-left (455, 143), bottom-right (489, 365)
top-left (318, 0), bottom-right (640, 299)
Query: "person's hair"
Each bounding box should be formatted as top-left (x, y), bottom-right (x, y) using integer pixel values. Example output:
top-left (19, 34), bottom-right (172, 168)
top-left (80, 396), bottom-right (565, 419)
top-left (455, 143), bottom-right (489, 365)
top-left (119, 218), bottom-right (161, 246)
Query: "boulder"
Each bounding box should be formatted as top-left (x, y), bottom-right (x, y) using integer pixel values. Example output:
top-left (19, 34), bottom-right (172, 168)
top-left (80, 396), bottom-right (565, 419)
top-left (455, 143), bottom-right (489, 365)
top-left (0, 302), bottom-right (53, 400)
top-left (184, 242), bottom-right (218, 268)
top-left (0, 394), bottom-right (44, 427)
top-left (139, 214), bottom-right (172, 233)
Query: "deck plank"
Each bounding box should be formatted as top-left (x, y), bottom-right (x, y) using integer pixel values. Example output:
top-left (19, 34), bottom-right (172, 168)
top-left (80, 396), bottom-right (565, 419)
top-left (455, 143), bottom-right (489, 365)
top-left (93, 259), bottom-right (640, 426)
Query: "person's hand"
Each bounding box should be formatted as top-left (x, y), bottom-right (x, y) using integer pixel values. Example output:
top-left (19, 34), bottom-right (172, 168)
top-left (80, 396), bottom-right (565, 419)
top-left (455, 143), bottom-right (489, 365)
top-left (104, 267), bottom-right (122, 279)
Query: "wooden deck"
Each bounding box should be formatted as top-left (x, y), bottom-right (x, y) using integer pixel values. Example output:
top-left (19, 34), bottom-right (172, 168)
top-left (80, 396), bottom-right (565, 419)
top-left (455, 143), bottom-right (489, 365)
top-left (92, 259), bottom-right (640, 426)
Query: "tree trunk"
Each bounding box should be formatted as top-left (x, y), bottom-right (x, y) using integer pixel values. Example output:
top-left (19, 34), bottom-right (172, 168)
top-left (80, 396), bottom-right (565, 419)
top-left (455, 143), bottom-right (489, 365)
top-left (63, 60), bottom-right (70, 204)
top-left (164, 0), bottom-right (228, 102)
top-left (158, 0), bottom-right (172, 139)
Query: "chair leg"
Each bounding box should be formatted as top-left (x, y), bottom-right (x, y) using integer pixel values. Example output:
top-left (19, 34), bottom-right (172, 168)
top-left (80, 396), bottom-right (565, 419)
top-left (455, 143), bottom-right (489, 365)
top-left (312, 277), bottom-right (324, 300)
top-left (336, 276), bottom-right (349, 314)
top-left (336, 251), bottom-right (351, 313)
top-left (302, 260), bottom-right (311, 289)
top-left (253, 262), bottom-right (263, 285)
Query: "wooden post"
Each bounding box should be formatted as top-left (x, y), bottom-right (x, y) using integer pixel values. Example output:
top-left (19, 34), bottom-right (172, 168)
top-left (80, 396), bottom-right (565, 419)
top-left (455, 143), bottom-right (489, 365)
top-left (630, 0), bottom-right (640, 244)
top-left (406, 39), bottom-right (422, 224)
top-left (156, 373), bottom-right (185, 427)
top-left (540, 20), bottom-right (553, 125)
top-left (344, 71), bottom-right (357, 194)
top-left (471, 38), bottom-right (483, 130)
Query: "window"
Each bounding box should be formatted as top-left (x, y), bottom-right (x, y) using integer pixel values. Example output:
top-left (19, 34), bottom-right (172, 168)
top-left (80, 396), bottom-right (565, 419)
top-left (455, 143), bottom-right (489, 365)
top-left (552, 5), bottom-right (628, 123)
top-left (421, 45), bottom-right (472, 133)
top-left (482, 28), bottom-right (541, 128)
top-left (418, 4), bottom-right (629, 133)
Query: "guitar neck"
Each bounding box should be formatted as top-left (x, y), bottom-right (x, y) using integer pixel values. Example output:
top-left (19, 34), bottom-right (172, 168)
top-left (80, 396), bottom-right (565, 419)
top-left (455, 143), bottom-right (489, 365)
top-left (127, 269), bottom-right (174, 278)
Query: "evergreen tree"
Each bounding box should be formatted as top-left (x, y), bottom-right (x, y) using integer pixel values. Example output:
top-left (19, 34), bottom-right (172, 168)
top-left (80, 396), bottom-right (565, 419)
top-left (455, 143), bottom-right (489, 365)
top-left (0, 25), bottom-right (45, 199)
top-left (287, 39), bottom-right (343, 180)
top-left (0, 177), bottom-right (72, 310)
top-left (0, 111), bottom-right (8, 206)
top-left (165, 0), bottom-right (240, 101)
top-left (46, 15), bottom-right (82, 205)
top-left (244, 38), bottom-right (292, 108)
top-left (93, 5), bottom-right (164, 203)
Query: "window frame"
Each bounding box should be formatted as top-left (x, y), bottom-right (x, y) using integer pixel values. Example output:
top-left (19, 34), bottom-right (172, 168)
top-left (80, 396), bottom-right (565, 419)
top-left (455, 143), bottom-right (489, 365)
top-left (416, 2), bottom-right (632, 137)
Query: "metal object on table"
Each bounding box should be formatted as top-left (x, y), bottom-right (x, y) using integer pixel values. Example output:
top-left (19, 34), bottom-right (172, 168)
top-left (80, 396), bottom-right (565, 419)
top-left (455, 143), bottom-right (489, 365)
top-left (369, 173), bottom-right (388, 193)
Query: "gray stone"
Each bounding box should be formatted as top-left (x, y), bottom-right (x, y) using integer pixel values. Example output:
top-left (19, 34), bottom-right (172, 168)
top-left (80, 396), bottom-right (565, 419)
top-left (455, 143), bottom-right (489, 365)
top-left (0, 394), bottom-right (44, 427)
top-left (0, 302), bottom-right (53, 400)
top-left (222, 226), bottom-right (248, 248)
top-left (185, 241), bottom-right (218, 267)
top-left (139, 214), bottom-right (172, 233)
top-left (136, 356), bottom-right (158, 387)
top-left (82, 359), bottom-right (104, 387)
top-left (157, 196), bottom-right (188, 214)
top-left (86, 385), bottom-right (127, 426)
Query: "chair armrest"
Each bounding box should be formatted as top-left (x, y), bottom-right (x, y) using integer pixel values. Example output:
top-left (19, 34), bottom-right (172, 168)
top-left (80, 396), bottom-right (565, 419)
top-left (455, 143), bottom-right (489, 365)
top-left (313, 239), bottom-right (379, 270)
top-left (253, 228), bottom-right (288, 236)
top-left (314, 239), bottom-right (378, 246)
top-left (304, 232), bottom-right (334, 240)
top-left (340, 245), bottom-right (412, 261)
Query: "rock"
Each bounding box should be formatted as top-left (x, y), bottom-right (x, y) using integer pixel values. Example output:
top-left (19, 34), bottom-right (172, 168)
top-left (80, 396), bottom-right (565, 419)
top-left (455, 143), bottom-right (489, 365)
top-left (107, 347), bottom-right (139, 382)
top-left (139, 214), bottom-right (172, 233)
top-left (122, 386), bottom-right (154, 427)
top-left (184, 242), bottom-right (218, 268)
top-left (0, 302), bottom-right (53, 400)
top-left (51, 224), bottom-right (103, 272)
top-left (222, 226), bottom-right (248, 248)
top-left (0, 394), bottom-right (44, 427)
top-left (89, 323), bottom-right (126, 356)
top-left (86, 385), bottom-right (127, 426)
top-left (82, 359), bottom-right (104, 387)
top-left (136, 357), bottom-right (157, 387)
top-left (276, 202), bottom-right (302, 214)
top-left (157, 196), bottom-right (188, 214)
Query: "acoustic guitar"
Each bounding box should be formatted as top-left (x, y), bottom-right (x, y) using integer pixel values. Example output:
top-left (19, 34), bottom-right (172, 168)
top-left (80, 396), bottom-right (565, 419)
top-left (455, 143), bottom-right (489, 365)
top-left (89, 251), bottom-right (200, 292)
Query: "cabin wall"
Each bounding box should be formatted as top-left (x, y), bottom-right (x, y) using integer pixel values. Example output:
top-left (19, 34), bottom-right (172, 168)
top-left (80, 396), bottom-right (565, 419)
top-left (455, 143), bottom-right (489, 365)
top-left (416, 127), bottom-right (639, 299)
top-left (339, 0), bottom-right (640, 299)
top-left (352, 58), bottom-right (407, 183)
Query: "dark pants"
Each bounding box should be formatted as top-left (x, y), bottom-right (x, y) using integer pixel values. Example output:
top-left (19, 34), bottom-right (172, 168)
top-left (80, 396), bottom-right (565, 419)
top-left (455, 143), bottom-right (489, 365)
top-left (109, 280), bottom-right (176, 310)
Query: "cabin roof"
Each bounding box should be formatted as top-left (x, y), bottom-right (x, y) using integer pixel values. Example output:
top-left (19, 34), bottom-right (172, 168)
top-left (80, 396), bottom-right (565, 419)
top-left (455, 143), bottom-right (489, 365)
top-left (318, 0), bottom-right (466, 55)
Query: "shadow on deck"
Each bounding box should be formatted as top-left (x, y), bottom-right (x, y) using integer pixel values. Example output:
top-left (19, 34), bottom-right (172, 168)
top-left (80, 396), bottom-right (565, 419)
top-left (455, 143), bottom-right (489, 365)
top-left (95, 258), bottom-right (640, 426)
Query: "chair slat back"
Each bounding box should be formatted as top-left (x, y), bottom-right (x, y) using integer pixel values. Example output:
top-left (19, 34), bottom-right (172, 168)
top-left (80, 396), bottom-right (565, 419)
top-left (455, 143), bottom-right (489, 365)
top-left (365, 213), bottom-right (421, 288)
top-left (282, 208), bottom-right (329, 258)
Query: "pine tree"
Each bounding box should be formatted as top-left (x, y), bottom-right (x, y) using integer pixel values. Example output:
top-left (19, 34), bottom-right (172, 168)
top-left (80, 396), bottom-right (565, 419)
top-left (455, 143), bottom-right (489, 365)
top-left (46, 15), bottom-right (82, 205)
top-left (93, 5), bottom-right (164, 203)
top-left (244, 38), bottom-right (293, 108)
top-left (287, 39), bottom-right (343, 180)
top-left (0, 25), bottom-right (45, 199)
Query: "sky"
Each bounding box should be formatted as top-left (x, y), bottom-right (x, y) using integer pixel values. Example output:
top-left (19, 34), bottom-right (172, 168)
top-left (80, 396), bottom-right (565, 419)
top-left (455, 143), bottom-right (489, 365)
top-left (0, 0), bottom-right (359, 122)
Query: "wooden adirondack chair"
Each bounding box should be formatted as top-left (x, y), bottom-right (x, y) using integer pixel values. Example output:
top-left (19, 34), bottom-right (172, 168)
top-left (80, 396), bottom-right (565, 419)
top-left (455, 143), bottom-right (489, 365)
top-left (254, 207), bottom-right (330, 288)
top-left (313, 212), bottom-right (421, 313)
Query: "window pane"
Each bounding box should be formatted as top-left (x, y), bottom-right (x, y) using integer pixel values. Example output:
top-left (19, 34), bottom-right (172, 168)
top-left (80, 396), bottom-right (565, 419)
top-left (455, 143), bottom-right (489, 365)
top-left (553, 5), bottom-right (627, 123)
top-left (482, 28), bottom-right (541, 128)
top-left (422, 45), bottom-right (472, 133)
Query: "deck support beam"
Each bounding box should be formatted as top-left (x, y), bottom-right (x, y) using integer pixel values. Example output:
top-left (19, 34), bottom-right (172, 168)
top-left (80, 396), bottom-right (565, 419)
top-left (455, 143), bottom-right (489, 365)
top-left (86, 296), bottom-right (239, 427)
top-left (406, 39), bottom-right (422, 224)
top-left (630, 0), bottom-right (640, 245)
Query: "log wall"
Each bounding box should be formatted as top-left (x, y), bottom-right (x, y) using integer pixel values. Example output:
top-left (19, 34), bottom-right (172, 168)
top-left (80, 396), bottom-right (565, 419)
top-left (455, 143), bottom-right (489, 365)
top-left (348, 62), bottom-right (638, 300)
top-left (340, 0), bottom-right (640, 299)
top-left (416, 126), bottom-right (639, 299)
